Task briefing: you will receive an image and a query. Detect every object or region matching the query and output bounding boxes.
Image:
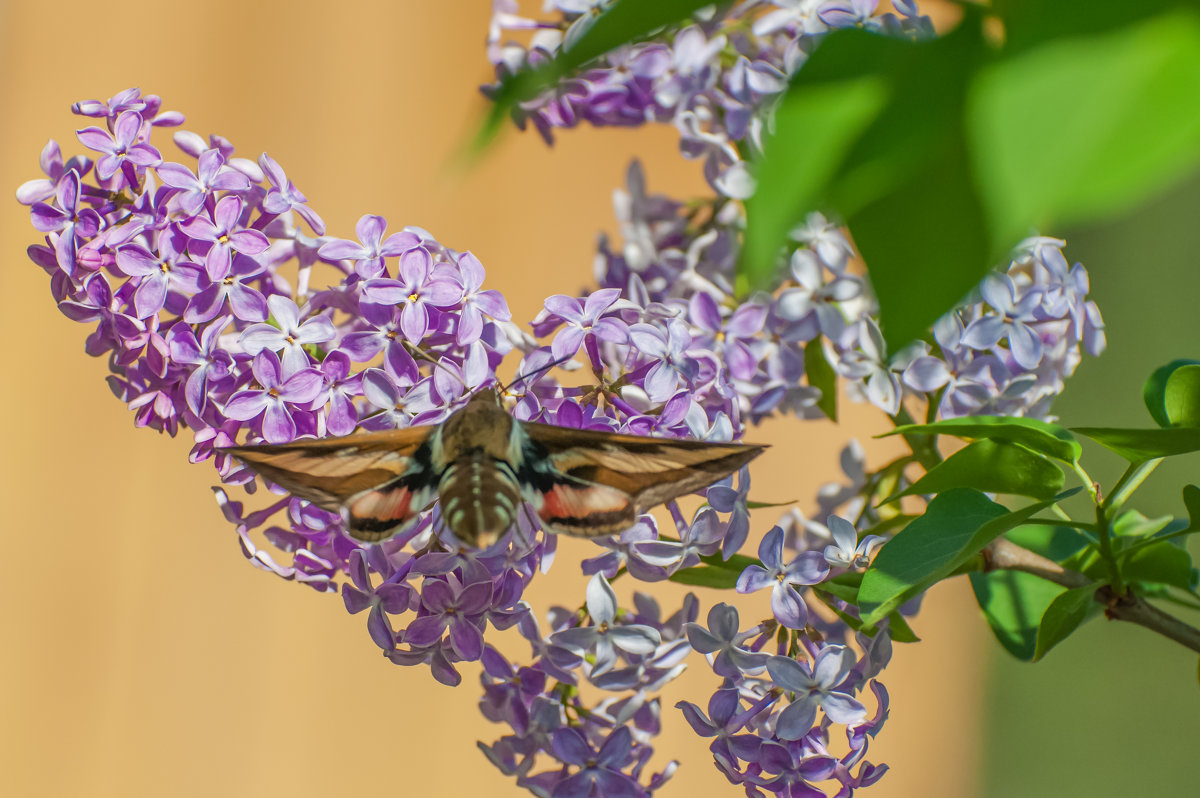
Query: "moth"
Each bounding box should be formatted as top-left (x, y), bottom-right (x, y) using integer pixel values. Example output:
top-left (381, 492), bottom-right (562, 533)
top-left (219, 389), bottom-right (766, 547)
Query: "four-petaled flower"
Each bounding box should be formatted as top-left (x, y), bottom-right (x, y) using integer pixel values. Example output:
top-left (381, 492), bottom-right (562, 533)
top-left (823, 514), bottom-right (885, 570)
top-left (361, 247), bottom-right (464, 341)
top-left (239, 295), bottom-right (336, 374)
top-left (317, 213), bottom-right (419, 278)
top-left (75, 111), bottom-right (162, 187)
top-left (684, 602), bottom-right (768, 679)
top-left (224, 350), bottom-right (323, 443)
top-left (766, 645), bottom-right (867, 740)
top-left (551, 573), bottom-right (661, 676)
top-left (736, 525), bottom-right (829, 629)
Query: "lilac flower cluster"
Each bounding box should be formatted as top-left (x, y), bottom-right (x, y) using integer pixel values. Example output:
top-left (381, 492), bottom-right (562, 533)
top-left (678, 602), bottom-right (890, 796)
top-left (591, 160), bottom-right (1106, 427)
top-left (486, 0), bottom-right (933, 199)
top-left (21, 88), bottom-right (886, 797)
top-left (898, 236), bottom-right (1107, 420)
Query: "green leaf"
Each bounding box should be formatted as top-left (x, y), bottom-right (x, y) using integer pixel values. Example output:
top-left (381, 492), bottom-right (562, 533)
top-left (1071, 426), bottom-right (1200, 461)
top-left (805, 339), bottom-right (839, 421)
top-left (995, 0), bottom-right (1185, 52)
top-left (1183, 484), bottom-right (1200, 529)
top-left (886, 415), bottom-right (1081, 463)
top-left (837, 16), bottom-right (990, 355)
top-left (698, 553), bottom-right (757, 571)
top-left (669, 566), bottom-right (739, 589)
top-left (1033, 584), bottom-right (1097, 661)
top-left (1144, 359), bottom-right (1200, 427)
top-left (1004, 524), bottom-right (1091, 563)
top-left (886, 611), bottom-right (920, 643)
top-left (668, 551), bottom-right (756, 589)
top-left (478, 0), bottom-right (714, 149)
top-left (1122, 540), bottom-right (1194, 590)
top-left (893, 439), bottom-right (1064, 502)
top-left (746, 499), bottom-right (798, 510)
top-left (859, 488), bottom-right (1076, 626)
top-left (1166, 365), bottom-right (1200, 428)
top-left (1111, 509), bottom-right (1173, 538)
top-left (970, 9), bottom-right (1200, 247)
top-left (741, 58), bottom-right (891, 291)
top-left (969, 570), bottom-right (1070, 661)
top-left (821, 572), bottom-right (863, 604)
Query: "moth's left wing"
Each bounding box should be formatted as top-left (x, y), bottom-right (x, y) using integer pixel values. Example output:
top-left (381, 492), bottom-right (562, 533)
top-left (218, 427), bottom-right (437, 542)
top-left (519, 422), bottom-right (767, 538)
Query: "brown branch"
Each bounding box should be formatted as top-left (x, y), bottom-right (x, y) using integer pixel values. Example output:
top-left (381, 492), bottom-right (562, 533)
top-left (983, 539), bottom-right (1200, 655)
top-left (1095, 586), bottom-right (1200, 655)
top-left (982, 538), bottom-right (1090, 588)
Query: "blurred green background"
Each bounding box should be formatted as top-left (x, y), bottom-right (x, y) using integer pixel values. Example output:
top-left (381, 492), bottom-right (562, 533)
top-left (981, 174), bottom-right (1200, 797)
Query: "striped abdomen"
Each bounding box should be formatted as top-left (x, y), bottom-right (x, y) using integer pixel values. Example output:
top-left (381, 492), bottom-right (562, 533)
top-left (438, 451), bottom-right (523, 547)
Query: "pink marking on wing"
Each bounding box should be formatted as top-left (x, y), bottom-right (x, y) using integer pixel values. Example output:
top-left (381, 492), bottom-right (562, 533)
top-left (350, 487), bottom-right (414, 522)
top-left (538, 483), bottom-right (628, 521)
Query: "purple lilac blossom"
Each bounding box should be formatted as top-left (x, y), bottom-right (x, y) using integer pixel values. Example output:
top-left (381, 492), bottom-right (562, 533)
top-left (485, 2), bottom-right (934, 198)
top-left (19, 89), bottom-right (791, 798)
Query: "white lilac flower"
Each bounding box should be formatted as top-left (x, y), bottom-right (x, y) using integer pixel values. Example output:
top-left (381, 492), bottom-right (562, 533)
top-left (550, 574), bottom-right (661, 676)
top-left (823, 514), bottom-right (885, 570)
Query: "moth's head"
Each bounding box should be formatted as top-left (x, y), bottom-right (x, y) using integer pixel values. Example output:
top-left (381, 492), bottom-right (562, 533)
top-left (467, 386), bottom-right (503, 408)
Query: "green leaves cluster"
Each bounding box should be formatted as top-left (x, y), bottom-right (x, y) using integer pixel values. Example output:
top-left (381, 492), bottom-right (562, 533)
top-left (744, 0), bottom-right (1200, 355)
top-left (668, 359), bottom-right (1200, 662)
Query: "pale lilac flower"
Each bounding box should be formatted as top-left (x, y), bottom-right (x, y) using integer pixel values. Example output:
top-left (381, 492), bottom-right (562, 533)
top-left (185, 252), bottom-right (269, 323)
top-left (544, 288), bottom-right (630, 362)
top-left (114, 234), bottom-right (204, 319)
top-left (167, 317), bottom-right (234, 415)
top-left (550, 574), bottom-right (661, 676)
top-left (30, 170), bottom-right (103, 276)
top-left (684, 603), bottom-right (768, 679)
top-left (455, 251), bottom-right (512, 345)
top-left (961, 272), bottom-right (1045, 369)
top-left (789, 211), bottom-right (854, 270)
top-left (317, 213), bottom-right (419, 278)
top-left (360, 248), bottom-right (463, 341)
top-left (837, 318), bottom-right (902, 416)
top-left (178, 194), bottom-right (270, 278)
top-left (156, 148), bottom-right (250, 216)
top-left (766, 646), bottom-right (867, 739)
top-left (404, 575), bottom-right (493, 661)
top-left (823, 515), bottom-right (885, 570)
top-left (224, 350), bottom-right (323, 443)
top-left (754, 0), bottom-right (830, 37)
top-left (631, 507), bottom-right (723, 571)
top-left (239, 295), bottom-right (335, 374)
top-left (75, 111), bottom-right (162, 186)
top-left (342, 549), bottom-right (411, 651)
top-left (819, 0), bottom-right (879, 28)
top-left (627, 319), bottom-right (696, 401)
top-left (736, 526), bottom-right (829, 629)
top-left (551, 726), bottom-right (641, 798)
top-left (259, 152), bottom-right (325, 235)
top-left (312, 351), bottom-right (363, 436)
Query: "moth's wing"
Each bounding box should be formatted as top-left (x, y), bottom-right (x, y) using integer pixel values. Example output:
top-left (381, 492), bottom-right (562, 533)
top-left (519, 422), bottom-right (766, 538)
top-left (218, 427), bottom-right (437, 542)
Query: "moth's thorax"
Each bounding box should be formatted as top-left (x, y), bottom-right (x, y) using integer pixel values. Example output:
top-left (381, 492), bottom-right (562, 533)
top-left (438, 390), bottom-right (514, 461)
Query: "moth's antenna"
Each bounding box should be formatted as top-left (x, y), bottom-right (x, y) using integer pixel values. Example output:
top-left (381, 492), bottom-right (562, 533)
top-left (403, 341), bottom-right (469, 390)
top-left (498, 351), bottom-right (576, 396)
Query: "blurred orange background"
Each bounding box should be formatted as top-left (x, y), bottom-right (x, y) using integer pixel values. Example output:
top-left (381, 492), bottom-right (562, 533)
top-left (0, 2), bottom-right (986, 797)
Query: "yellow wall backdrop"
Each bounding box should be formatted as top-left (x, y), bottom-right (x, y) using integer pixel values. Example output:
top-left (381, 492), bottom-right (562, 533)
top-left (0, 2), bottom-right (983, 797)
